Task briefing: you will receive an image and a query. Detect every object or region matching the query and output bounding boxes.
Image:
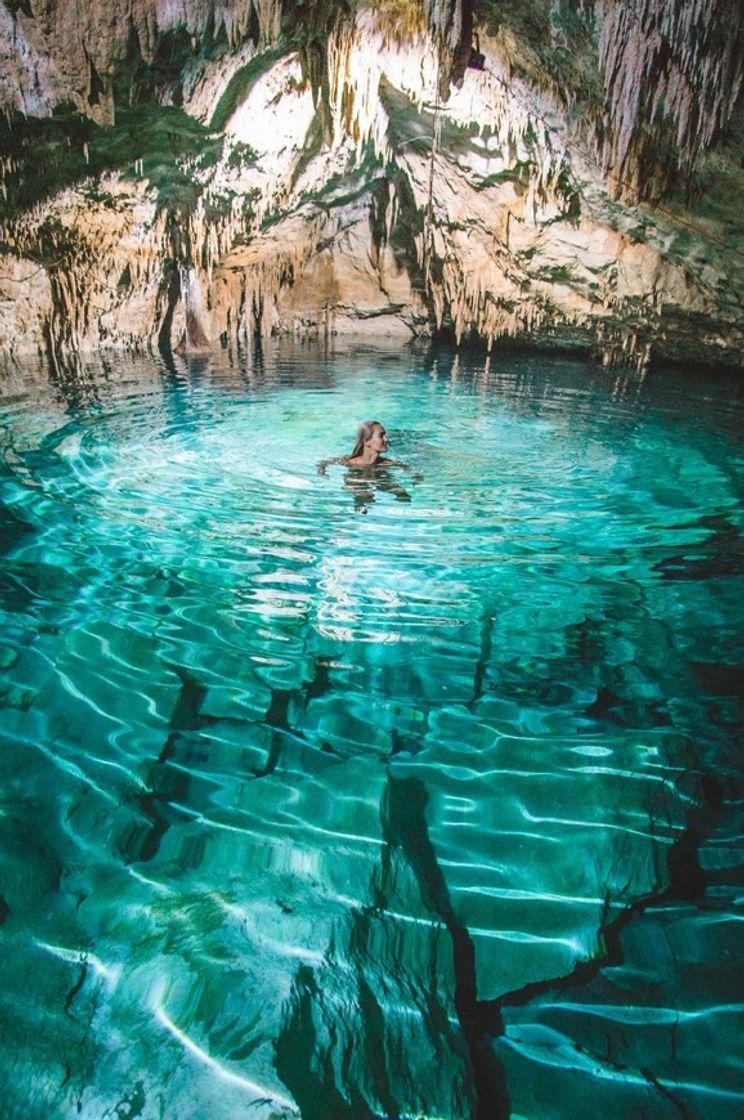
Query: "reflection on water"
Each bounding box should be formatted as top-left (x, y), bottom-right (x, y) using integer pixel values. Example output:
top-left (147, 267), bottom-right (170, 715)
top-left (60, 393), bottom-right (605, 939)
top-left (0, 340), bottom-right (742, 1120)
top-left (341, 465), bottom-right (412, 513)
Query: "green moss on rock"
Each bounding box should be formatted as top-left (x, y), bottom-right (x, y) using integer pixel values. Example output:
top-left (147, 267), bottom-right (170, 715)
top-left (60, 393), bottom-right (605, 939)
top-left (0, 103), bottom-right (222, 219)
top-left (209, 47), bottom-right (286, 132)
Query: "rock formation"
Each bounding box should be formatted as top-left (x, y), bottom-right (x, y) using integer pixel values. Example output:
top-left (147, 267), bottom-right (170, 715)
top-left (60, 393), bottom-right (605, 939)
top-left (0, 0), bottom-right (742, 369)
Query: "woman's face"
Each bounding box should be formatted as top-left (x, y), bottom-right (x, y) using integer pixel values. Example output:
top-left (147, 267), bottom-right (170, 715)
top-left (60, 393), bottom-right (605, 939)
top-left (367, 425), bottom-right (388, 453)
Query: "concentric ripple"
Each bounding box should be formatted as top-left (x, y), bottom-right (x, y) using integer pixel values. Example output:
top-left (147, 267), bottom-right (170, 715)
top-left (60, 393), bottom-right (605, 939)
top-left (0, 343), bottom-right (742, 1120)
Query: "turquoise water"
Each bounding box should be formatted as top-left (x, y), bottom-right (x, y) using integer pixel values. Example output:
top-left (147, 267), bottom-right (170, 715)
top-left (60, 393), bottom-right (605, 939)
top-left (0, 342), bottom-right (742, 1120)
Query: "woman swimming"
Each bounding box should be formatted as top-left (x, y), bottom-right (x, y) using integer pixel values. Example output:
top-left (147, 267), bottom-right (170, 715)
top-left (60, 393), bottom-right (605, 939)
top-left (317, 420), bottom-right (415, 510)
top-left (346, 420), bottom-right (396, 467)
top-left (317, 420), bottom-right (407, 473)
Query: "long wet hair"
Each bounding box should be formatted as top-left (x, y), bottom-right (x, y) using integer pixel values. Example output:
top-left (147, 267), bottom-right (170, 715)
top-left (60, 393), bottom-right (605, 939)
top-left (349, 419), bottom-right (383, 458)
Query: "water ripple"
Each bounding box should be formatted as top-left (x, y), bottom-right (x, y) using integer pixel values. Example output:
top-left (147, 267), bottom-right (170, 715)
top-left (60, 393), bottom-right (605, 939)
top-left (0, 346), bottom-right (742, 1118)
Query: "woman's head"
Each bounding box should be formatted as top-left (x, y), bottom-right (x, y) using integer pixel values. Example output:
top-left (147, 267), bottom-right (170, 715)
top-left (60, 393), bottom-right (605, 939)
top-left (350, 420), bottom-right (388, 458)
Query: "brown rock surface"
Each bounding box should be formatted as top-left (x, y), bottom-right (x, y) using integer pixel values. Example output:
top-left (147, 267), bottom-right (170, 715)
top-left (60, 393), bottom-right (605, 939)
top-left (0, 0), bottom-right (741, 369)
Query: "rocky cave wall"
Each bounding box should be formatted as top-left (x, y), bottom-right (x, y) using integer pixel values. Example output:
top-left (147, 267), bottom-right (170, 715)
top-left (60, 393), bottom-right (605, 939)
top-left (0, 0), bottom-right (742, 369)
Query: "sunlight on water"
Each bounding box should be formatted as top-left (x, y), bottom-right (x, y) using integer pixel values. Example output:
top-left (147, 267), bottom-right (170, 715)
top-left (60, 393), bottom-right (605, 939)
top-left (0, 342), bottom-right (742, 1119)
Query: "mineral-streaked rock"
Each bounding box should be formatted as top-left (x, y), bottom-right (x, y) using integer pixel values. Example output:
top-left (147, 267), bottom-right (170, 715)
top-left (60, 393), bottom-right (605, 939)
top-left (0, 0), bottom-right (741, 369)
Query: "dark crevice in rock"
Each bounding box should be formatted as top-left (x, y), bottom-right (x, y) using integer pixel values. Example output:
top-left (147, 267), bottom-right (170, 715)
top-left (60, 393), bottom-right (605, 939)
top-left (640, 1065), bottom-right (690, 1120)
top-left (474, 765), bottom-right (735, 1110)
top-left (368, 177), bottom-right (392, 261)
top-left (63, 961), bottom-right (88, 1017)
top-left (583, 684), bottom-right (671, 728)
top-left (157, 259), bottom-right (182, 358)
top-left (304, 658), bottom-right (333, 702)
top-left (275, 965), bottom-right (372, 1120)
top-left (274, 771), bottom-right (505, 1118)
top-left (254, 657), bottom-right (334, 776)
top-left (85, 50), bottom-right (105, 108)
top-left (124, 665), bottom-right (214, 862)
top-left (252, 687), bottom-right (293, 777)
top-left (427, 0), bottom-right (475, 98)
top-left (470, 607), bottom-right (494, 705)
top-left (166, 664), bottom-right (211, 732)
top-left (483, 887), bottom-right (654, 1023)
top-left (265, 687), bottom-right (293, 732)
top-left (348, 911), bottom-right (399, 1118)
top-left (380, 776), bottom-right (510, 1120)
top-left (131, 744), bottom-right (188, 861)
top-left (5, 0), bottom-right (33, 18)
top-left (131, 654), bottom-right (337, 796)
top-left (287, 2), bottom-right (354, 148)
top-left (376, 749), bottom-right (733, 1117)
top-left (389, 726), bottom-right (420, 755)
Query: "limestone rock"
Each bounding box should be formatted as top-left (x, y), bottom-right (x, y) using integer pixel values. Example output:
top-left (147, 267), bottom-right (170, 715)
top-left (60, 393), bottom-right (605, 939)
top-left (0, 0), bottom-right (741, 370)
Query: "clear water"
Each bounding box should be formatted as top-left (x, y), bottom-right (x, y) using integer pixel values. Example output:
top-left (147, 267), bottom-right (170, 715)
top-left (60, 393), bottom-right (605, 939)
top-left (0, 342), bottom-right (742, 1120)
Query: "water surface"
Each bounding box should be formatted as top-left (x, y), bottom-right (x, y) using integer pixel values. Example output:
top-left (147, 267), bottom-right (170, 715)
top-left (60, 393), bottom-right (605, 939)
top-left (0, 342), bottom-right (742, 1119)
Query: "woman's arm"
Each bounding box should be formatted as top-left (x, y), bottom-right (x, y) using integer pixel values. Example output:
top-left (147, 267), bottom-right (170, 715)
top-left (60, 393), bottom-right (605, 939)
top-left (316, 456), bottom-right (347, 475)
top-left (380, 457), bottom-right (423, 480)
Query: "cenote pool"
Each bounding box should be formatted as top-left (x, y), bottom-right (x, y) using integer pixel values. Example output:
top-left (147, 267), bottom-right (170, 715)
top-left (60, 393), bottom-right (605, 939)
top-left (0, 342), bottom-right (742, 1120)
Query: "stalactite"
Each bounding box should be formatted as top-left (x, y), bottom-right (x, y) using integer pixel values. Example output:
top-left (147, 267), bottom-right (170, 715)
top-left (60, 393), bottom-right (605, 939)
top-left (0, 1), bottom-right (283, 118)
top-left (598, 0), bottom-right (744, 200)
top-left (326, 3), bottom-right (484, 158)
top-left (424, 0), bottom-right (473, 95)
top-left (0, 1), bottom-right (740, 369)
top-left (424, 0), bottom-right (464, 52)
top-left (393, 61), bottom-right (577, 350)
top-left (252, 0), bottom-right (282, 44)
top-left (327, 15), bottom-right (387, 153)
top-left (0, 172), bottom-right (170, 356)
top-left (361, 0), bottom-right (428, 44)
top-left (324, 9), bottom-right (439, 159)
top-left (594, 321), bottom-right (653, 374)
top-left (177, 264), bottom-right (210, 350)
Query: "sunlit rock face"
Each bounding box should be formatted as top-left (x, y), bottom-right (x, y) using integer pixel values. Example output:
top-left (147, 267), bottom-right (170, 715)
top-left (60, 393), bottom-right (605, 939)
top-left (0, 0), bottom-right (742, 368)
